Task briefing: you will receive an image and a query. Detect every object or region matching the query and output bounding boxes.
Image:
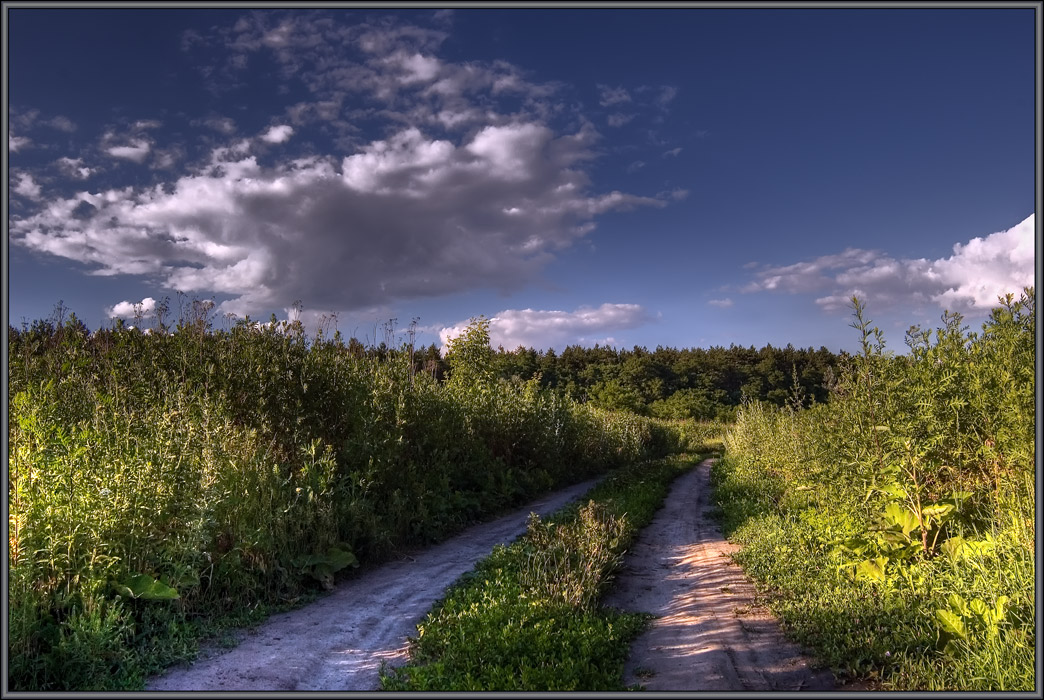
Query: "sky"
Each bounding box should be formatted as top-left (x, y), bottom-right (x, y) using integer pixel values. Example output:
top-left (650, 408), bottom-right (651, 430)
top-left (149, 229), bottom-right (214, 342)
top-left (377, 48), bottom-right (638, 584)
top-left (6, 6), bottom-right (1038, 354)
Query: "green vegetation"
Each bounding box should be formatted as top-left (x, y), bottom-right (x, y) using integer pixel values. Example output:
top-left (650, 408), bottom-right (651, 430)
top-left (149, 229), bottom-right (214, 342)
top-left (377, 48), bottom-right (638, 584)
top-left (380, 450), bottom-right (716, 691)
top-left (713, 288), bottom-right (1035, 690)
top-left (486, 339), bottom-right (839, 421)
top-left (7, 302), bottom-right (684, 691)
top-left (13, 284), bottom-right (1028, 692)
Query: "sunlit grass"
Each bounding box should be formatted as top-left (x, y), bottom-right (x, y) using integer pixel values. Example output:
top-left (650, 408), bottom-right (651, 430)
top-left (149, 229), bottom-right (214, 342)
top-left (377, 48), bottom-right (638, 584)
top-left (380, 453), bottom-right (703, 691)
top-left (713, 289), bottom-right (1035, 691)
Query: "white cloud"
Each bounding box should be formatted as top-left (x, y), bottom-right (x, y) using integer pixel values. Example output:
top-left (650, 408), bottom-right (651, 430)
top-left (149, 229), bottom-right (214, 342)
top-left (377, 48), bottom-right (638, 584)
top-left (597, 84), bottom-right (631, 107)
top-left (708, 298), bottom-right (733, 308)
top-left (929, 214), bottom-right (1035, 310)
top-left (46, 116), bottom-right (77, 132)
top-left (13, 122), bottom-right (671, 318)
top-left (12, 13), bottom-right (682, 321)
top-left (634, 84), bottom-right (678, 110)
top-left (656, 85), bottom-right (678, 107)
top-left (9, 134), bottom-right (31, 152)
top-left (56, 157), bottom-right (93, 179)
top-left (260, 124), bottom-right (294, 143)
top-left (107, 297), bottom-right (157, 319)
top-left (744, 214), bottom-right (1036, 314)
top-left (387, 51), bottom-right (442, 83)
top-left (106, 139), bottom-right (152, 163)
top-left (607, 113), bottom-right (635, 127)
top-left (13, 173), bottom-right (42, 200)
top-left (440, 303), bottom-right (656, 351)
top-left (662, 147), bottom-right (682, 157)
top-left (662, 188), bottom-right (688, 201)
top-left (183, 12), bottom-right (562, 145)
top-left (197, 115), bottom-right (237, 134)
top-left (152, 146), bottom-right (185, 170)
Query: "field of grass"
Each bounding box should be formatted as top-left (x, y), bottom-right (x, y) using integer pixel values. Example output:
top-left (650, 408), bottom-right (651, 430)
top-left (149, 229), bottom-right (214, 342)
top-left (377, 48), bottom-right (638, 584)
top-left (8, 287), bottom-right (1032, 692)
top-left (712, 289), bottom-right (1036, 691)
top-left (7, 307), bottom-right (687, 691)
top-left (380, 450), bottom-right (717, 691)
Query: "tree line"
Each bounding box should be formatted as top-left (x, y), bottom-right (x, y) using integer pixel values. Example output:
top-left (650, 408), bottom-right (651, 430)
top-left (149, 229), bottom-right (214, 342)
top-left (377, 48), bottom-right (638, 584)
top-left (408, 337), bottom-right (841, 421)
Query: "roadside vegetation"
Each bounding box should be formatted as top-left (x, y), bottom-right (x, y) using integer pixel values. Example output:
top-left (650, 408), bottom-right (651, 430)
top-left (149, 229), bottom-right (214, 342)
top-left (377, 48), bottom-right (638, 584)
top-left (8, 302), bottom-right (685, 691)
top-left (380, 446), bottom-right (720, 691)
top-left (713, 288), bottom-right (1035, 691)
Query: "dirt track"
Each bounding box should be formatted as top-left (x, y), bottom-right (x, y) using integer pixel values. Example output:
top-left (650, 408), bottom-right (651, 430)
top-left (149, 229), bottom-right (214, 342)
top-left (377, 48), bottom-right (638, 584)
top-left (602, 457), bottom-right (837, 691)
top-left (146, 476), bottom-right (603, 691)
top-left (147, 457), bottom-right (840, 691)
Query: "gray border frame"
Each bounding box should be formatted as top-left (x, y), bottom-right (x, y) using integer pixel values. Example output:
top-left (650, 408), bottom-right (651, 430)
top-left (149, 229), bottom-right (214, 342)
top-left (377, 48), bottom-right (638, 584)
top-left (2, 1), bottom-right (1040, 698)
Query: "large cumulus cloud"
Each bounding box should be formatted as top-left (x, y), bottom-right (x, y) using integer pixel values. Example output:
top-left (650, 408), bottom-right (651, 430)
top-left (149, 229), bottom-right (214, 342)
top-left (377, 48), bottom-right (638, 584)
top-left (9, 11), bottom-right (672, 319)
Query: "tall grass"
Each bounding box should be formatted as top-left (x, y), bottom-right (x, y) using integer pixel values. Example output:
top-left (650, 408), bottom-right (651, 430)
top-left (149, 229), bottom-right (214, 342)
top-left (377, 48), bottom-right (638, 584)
top-left (714, 288), bottom-right (1035, 690)
top-left (7, 306), bottom-right (683, 691)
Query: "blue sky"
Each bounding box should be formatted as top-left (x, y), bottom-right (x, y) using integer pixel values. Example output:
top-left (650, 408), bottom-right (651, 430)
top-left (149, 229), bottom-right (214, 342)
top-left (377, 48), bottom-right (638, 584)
top-left (6, 6), bottom-right (1037, 353)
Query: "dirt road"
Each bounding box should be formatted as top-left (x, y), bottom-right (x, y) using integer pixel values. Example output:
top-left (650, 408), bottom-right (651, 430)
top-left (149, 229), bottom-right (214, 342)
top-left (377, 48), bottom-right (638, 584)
top-left (148, 457), bottom-right (840, 692)
top-left (602, 457), bottom-right (837, 691)
top-left (146, 476), bottom-right (603, 692)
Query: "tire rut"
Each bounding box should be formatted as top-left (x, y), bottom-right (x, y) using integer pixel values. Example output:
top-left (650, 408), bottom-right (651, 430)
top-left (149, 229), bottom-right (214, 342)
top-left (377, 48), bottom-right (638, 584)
top-left (146, 476), bottom-right (603, 691)
top-left (602, 458), bottom-right (836, 691)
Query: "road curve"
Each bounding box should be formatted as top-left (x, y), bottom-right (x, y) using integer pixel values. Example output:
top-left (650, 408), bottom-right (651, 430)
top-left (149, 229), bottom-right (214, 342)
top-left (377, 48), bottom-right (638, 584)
top-left (146, 476), bottom-right (603, 691)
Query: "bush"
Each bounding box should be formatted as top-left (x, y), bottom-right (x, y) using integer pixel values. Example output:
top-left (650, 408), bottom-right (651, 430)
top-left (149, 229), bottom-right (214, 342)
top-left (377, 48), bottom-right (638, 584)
top-left (8, 311), bottom-right (686, 691)
top-left (714, 288), bottom-right (1035, 690)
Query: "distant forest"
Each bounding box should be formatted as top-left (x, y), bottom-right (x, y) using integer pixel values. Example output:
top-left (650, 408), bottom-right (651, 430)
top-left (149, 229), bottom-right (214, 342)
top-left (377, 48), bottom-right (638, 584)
top-left (15, 302), bottom-right (841, 422)
top-left (403, 340), bottom-right (841, 421)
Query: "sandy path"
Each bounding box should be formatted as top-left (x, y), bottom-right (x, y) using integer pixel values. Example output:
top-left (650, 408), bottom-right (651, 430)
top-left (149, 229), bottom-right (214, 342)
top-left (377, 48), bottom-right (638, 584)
top-left (146, 476), bottom-right (603, 692)
top-left (602, 458), bottom-right (837, 691)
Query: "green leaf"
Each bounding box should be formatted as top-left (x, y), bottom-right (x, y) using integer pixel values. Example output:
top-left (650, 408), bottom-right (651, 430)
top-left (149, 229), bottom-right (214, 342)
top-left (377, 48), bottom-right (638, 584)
top-left (877, 530), bottom-right (910, 547)
top-left (994, 596), bottom-right (1009, 624)
top-left (324, 546), bottom-right (359, 573)
top-left (295, 546), bottom-right (359, 589)
top-left (855, 556), bottom-right (888, 582)
top-left (921, 503), bottom-right (955, 520)
top-left (883, 503), bottom-right (920, 536)
top-left (935, 609), bottom-right (968, 640)
top-left (940, 536), bottom-right (967, 561)
top-left (969, 598), bottom-right (989, 621)
top-left (947, 593), bottom-right (970, 618)
top-left (312, 563), bottom-right (335, 590)
top-left (834, 537), bottom-right (870, 556)
top-left (112, 573), bottom-right (180, 601)
top-left (878, 483), bottom-right (908, 500)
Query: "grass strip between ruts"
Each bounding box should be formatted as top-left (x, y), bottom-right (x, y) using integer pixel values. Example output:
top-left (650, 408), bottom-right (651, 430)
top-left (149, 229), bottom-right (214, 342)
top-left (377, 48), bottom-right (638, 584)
top-left (379, 452), bottom-right (711, 691)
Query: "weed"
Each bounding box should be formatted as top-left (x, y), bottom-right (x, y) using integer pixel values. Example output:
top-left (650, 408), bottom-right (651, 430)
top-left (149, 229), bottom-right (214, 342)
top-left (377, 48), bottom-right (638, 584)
top-left (379, 453), bottom-right (705, 690)
top-left (714, 288), bottom-right (1035, 690)
top-left (8, 310), bottom-right (689, 691)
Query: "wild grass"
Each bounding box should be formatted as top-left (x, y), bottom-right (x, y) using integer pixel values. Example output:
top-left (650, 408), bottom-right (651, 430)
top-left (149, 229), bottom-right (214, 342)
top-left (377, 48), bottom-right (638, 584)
top-left (713, 288), bottom-right (1035, 691)
top-left (7, 305), bottom-right (685, 691)
top-left (379, 452), bottom-right (707, 691)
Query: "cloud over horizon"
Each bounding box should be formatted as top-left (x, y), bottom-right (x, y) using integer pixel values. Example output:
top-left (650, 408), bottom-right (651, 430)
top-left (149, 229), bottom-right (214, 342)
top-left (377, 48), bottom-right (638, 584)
top-left (743, 214), bottom-right (1035, 315)
top-left (107, 296), bottom-right (157, 319)
top-left (440, 303), bottom-right (657, 351)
